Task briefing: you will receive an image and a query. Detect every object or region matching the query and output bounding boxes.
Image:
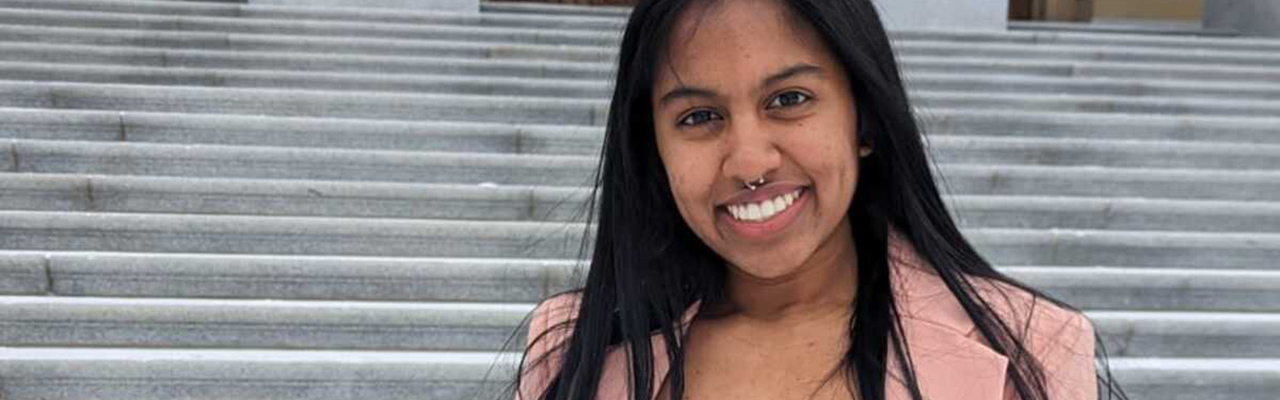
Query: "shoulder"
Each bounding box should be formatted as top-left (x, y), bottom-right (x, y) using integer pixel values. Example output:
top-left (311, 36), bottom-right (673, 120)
top-left (970, 277), bottom-right (1098, 400)
top-left (517, 292), bottom-right (583, 400)
top-left (890, 255), bottom-right (1096, 398)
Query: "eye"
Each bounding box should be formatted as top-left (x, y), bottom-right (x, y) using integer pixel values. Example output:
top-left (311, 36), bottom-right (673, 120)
top-left (767, 91), bottom-right (811, 109)
top-left (678, 110), bottom-right (722, 127)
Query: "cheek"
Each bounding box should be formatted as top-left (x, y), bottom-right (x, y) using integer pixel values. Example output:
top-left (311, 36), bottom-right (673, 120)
top-left (658, 144), bottom-right (717, 221)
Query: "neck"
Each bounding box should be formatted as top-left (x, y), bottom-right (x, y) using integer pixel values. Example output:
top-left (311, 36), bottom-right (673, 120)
top-left (719, 218), bottom-right (859, 324)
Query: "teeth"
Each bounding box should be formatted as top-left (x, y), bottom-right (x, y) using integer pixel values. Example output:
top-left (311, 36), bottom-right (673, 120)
top-left (726, 189), bottom-right (802, 223)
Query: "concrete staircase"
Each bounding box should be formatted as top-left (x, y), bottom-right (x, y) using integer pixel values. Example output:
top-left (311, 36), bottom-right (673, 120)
top-left (0, 0), bottom-right (1277, 399)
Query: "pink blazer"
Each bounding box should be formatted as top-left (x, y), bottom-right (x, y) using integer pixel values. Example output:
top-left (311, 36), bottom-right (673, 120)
top-left (518, 227), bottom-right (1097, 400)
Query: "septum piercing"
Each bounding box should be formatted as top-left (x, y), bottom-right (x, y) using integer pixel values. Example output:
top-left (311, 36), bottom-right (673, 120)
top-left (743, 176), bottom-right (767, 191)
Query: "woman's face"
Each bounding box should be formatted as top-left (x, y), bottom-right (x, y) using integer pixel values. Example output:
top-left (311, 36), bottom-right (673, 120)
top-left (652, 0), bottom-right (865, 280)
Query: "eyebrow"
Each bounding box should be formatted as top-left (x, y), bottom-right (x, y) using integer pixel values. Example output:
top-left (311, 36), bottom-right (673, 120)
top-left (657, 63), bottom-right (824, 107)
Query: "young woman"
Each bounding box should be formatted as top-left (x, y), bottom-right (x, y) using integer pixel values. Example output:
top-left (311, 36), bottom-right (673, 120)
top-left (513, 0), bottom-right (1127, 399)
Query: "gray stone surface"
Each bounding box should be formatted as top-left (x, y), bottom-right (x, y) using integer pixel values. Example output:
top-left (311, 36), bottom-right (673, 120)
top-left (8, 247), bottom-right (1275, 312)
top-left (1091, 311), bottom-right (1280, 358)
top-left (0, 0), bottom-right (1276, 397)
top-left (33, 251), bottom-right (580, 302)
top-left (0, 296), bottom-right (532, 350)
top-left (9, 60), bottom-right (1280, 105)
top-left (251, 0), bottom-right (478, 14)
top-left (1106, 358), bottom-right (1280, 400)
top-left (872, 0), bottom-right (1007, 31)
top-left (0, 252), bottom-right (46, 294)
top-left (1006, 266), bottom-right (1280, 312)
top-left (1205, 0), bottom-right (1280, 37)
top-left (0, 348), bottom-right (518, 400)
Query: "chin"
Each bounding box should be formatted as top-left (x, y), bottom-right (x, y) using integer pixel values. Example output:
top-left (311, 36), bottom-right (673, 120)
top-left (724, 249), bottom-right (811, 281)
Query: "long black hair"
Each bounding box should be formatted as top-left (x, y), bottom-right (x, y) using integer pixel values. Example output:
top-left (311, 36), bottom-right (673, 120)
top-left (511, 0), bottom-right (1128, 399)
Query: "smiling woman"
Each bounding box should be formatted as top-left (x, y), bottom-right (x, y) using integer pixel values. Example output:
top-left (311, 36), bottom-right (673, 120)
top-left (512, 0), bottom-right (1127, 400)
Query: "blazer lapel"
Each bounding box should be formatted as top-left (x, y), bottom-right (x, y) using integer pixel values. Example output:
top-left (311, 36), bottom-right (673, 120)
top-left (885, 228), bottom-right (1010, 400)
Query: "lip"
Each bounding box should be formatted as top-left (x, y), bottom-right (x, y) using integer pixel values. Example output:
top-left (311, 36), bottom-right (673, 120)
top-left (717, 186), bottom-right (808, 241)
top-left (719, 183), bottom-right (808, 207)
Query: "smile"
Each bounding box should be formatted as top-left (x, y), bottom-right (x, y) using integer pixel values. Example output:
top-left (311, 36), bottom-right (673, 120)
top-left (726, 188), bottom-right (802, 222)
top-left (718, 186), bottom-right (809, 240)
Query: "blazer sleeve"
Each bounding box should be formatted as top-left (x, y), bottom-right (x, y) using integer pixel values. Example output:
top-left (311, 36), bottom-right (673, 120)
top-left (516, 294), bottom-right (580, 400)
top-left (1004, 309), bottom-right (1098, 400)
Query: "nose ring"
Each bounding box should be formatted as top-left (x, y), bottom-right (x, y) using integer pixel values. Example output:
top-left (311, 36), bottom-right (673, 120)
top-left (743, 176), bottom-right (767, 191)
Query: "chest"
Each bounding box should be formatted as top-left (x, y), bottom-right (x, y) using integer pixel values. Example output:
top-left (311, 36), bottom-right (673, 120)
top-left (654, 319), bottom-right (858, 400)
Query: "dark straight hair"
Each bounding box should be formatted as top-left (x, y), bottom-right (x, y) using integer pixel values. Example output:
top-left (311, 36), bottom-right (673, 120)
top-left (512, 0), bottom-right (1129, 399)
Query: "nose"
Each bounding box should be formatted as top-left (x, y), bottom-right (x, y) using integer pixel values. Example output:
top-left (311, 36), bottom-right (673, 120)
top-left (721, 117), bottom-right (782, 185)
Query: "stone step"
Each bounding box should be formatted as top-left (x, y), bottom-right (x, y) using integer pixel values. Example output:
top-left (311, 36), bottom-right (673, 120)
top-left (6, 41), bottom-right (1280, 86)
top-left (1, 211), bottom-right (1277, 268)
top-left (0, 108), bottom-right (603, 155)
top-left (8, 1), bottom-right (1280, 55)
top-left (1107, 358), bottom-right (1280, 400)
top-left (4, 108), bottom-right (1276, 149)
top-left (942, 164), bottom-right (1279, 201)
top-left (0, 295), bottom-right (1273, 358)
top-left (20, 0), bottom-right (1272, 60)
top-left (0, 0), bottom-right (630, 31)
top-left (6, 81), bottom-right (1280, 126)
top-left (0, 174), bottom-right (591, 223)
top-left (6, 23), bottom-right (1280, 69)
top-left (15, 0), bottom-right (1280, 56)
top-left (0, 295), bottom-right (533, 351)
top-left (914, 91), bottom-right (1280, 118)
top-left (5, 60), bottom-right (1280, 102)
top-left (0, 347), bottom-right (519, 400)
top-left (481, 1), bottom-right (632, 17)
top-left (1092, 311), bottom-right (1280, 358)
top-left (0, 7), bottom-right (625, 48)
top-left (4, 141), bottom-right (1277, 201)
top-left (0, 348), bottom-right (1273, 400)
top-left (0, 81), bottom-right (609, 126)
top-left (1009, 266), bottom-right (1280, 312)
top-left (2, 173), bottom-right (1278, 232)
top-left (0, 24), bottom-right (615, 63)
top-left (0, 42), bottom-right (615, 81)
top-left (4, 250), bottom-right (1276, 311)
top-left (904, 56), bottom-right (1280, 84)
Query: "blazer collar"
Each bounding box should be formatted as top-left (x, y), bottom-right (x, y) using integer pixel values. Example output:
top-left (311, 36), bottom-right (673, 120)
top-left (638, 226), bottom-right (1010, 400)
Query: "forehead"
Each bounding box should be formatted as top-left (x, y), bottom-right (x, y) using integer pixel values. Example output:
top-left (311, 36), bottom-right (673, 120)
top-left (656, 0), bottom-right (830, 90)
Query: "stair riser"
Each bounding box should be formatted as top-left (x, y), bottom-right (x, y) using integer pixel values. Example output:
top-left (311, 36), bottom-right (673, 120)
top-left (0, 303), bottom-right (1274, 359)
top-left (4, 62), bottom-right (1280, 102)
top-left (1, 213), bottom-right (1277, 268)
top-left (6, 24), bottom-right (1280, 68)
top-left (0, 9), bottom-right (625, 47)
top-left (6, 81), bottom-right (1280, 126)
top-left (6, 42), bottom-right (1279, 86)
top-left (19, 0), bottom-right (1280, 57)
top-left (5, 108), bottom-right (1278, 149)
top-left (0, 82), bottom-right (609, 126)
top-left (0, 355), bottom-right (1269, 400)
top-left (6, 253), bottom-right (1278, 312)
top-left (5, 139), bottom-right (1278, 200)
top-left (1, 175), bottom-right (1276, 232)
top-left (6, 7), bottom-right (1280, 61)
top-left (0, 358), bottom-right (514, 400)
top-left (6, 159), bottom-right (1276, 201)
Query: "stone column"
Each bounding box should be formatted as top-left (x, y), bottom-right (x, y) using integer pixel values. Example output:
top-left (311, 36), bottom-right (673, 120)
top-left (1204, 0), bottom-right (1280, 36)
top-left (249, 0), bottom-right (480, 13)
top-left (872, 0), bottom-right (1010, 31)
